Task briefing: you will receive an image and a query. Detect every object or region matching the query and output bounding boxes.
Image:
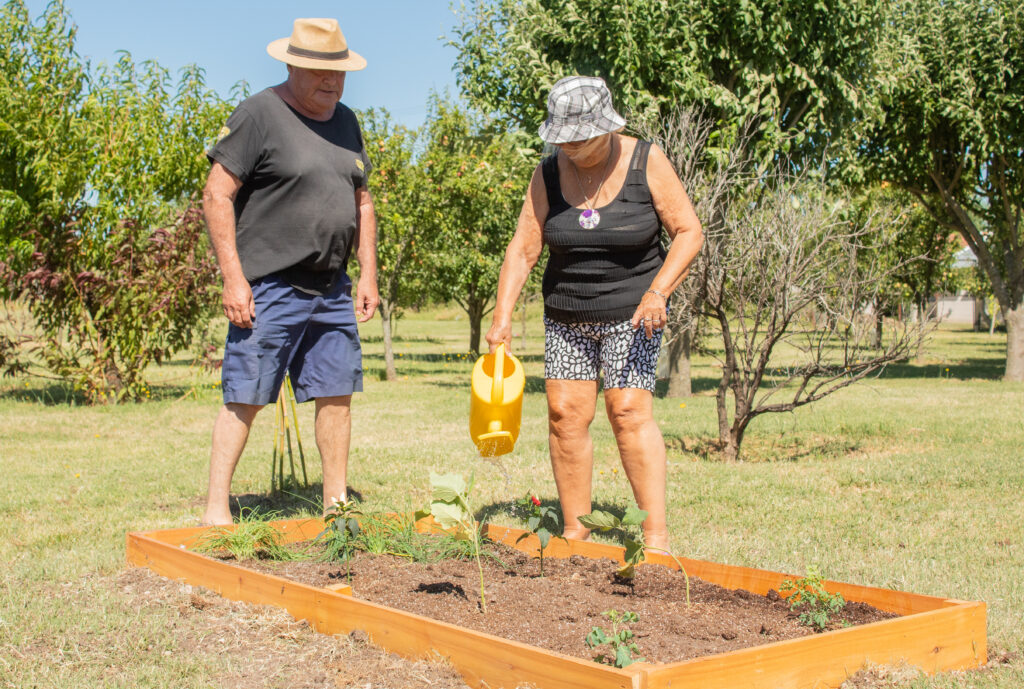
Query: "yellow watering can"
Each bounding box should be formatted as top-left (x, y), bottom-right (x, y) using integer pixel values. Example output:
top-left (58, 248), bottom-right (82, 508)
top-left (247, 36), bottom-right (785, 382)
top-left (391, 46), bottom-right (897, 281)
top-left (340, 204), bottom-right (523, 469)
top-left (469, 343), bottom-right (524, 457)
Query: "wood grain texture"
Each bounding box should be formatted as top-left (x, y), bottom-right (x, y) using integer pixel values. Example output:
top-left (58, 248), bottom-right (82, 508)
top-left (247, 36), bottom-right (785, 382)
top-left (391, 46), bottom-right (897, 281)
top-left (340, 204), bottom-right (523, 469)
top-left (127, 530), bottom-right (636, 689)
top-left (127, 519), bottom-right (987, 689)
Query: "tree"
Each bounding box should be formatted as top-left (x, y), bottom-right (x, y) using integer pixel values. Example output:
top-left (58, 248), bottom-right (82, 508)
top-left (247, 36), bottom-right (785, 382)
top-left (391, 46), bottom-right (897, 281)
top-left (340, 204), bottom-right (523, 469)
top-left (842, 185), bottom-right (960, 347)
top-left (858, 0), bottom-right (1024, 380)
top-left (0, 0), bottom-right (234, 401)
top-left (452, 0), bottom-right (886, 389)
top-left (419, 97), bottom-right (532, 354)
top-left (359, 109), bottom-right (429, 381)
top-left (655, 111), bottom-right (925, 460)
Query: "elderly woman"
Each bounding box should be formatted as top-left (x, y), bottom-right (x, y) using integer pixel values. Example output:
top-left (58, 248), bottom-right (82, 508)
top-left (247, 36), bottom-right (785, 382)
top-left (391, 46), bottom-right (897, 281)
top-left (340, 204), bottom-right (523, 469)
top-left (485, 76), bottom-right (703, 550)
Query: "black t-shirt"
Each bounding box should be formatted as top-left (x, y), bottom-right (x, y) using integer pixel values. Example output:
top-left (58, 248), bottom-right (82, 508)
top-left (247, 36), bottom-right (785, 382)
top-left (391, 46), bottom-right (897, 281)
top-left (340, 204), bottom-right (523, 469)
top-left (207, 88), bottom-right (373, 294)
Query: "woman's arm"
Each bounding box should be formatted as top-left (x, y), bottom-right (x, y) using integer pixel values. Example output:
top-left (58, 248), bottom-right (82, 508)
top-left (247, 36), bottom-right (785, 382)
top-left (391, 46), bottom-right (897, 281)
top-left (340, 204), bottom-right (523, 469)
top-left (485, 164), bottom-right (549, 352)
top-left (631, 143), bottom-right (705, 337)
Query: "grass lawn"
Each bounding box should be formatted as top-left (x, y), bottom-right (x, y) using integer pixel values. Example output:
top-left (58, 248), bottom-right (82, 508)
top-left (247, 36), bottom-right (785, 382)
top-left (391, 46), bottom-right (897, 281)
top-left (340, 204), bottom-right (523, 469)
top-left (1, 309), bottom-right (1022, 688)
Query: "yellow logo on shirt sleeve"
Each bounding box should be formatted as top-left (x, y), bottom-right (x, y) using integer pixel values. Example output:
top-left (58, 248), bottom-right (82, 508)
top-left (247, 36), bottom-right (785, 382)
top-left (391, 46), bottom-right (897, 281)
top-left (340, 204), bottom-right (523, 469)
top-left (217, 126), bottom-right (231, 141)
top-left (355, 158), bottom-right (364, 171)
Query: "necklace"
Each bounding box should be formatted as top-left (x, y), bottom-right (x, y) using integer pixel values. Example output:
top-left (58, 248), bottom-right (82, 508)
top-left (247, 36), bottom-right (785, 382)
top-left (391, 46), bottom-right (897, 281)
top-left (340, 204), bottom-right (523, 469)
top-left (569, 139), bottom-right (615, 229)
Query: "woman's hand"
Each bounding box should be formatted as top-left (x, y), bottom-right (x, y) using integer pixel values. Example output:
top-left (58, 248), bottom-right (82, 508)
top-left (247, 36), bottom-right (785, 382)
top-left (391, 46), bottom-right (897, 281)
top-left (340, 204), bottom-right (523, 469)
top-left (485, 320), bottom-right (513, 353)
top-left (630, 290), bottom-right (668, 338)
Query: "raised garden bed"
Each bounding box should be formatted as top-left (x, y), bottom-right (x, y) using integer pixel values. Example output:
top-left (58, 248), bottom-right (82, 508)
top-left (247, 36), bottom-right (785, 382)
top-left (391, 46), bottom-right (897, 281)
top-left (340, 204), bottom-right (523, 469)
top-left (127, 518), bottom-right (987, 689)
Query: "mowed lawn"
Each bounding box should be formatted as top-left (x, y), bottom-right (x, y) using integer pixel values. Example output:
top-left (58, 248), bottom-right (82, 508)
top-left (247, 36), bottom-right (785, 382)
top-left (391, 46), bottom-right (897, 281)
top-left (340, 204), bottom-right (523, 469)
top-left (1, 309), bottom-right (1022, 688)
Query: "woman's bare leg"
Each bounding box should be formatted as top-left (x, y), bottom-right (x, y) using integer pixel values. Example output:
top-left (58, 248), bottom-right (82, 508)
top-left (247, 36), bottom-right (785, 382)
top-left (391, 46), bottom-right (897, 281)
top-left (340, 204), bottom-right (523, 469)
top-left (603, 387), bottom-right (669, 550)
top-left (546, 379), bottom-right (599, 540)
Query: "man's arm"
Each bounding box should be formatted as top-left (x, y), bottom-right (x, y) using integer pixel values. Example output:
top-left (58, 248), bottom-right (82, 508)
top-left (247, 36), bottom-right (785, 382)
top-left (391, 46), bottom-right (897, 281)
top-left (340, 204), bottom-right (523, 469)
top-left (203, 162), bottom-right (253, 328)
top-left (353, 185), bottom-right (379, 322)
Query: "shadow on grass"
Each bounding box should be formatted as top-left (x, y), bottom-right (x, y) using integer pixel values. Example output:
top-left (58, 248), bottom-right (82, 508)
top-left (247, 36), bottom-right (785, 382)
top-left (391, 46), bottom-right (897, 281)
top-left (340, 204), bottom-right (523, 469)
top-left (362, 351), bottom-right (545, 364)
top-left (227, 484), bottom-right (365, 519)
top-left (876, 357), bottom-right (1004, 381)
top-left (664, 432), bottom-right (861, 463)
top-left (0, 381), bottom-right (209, 406)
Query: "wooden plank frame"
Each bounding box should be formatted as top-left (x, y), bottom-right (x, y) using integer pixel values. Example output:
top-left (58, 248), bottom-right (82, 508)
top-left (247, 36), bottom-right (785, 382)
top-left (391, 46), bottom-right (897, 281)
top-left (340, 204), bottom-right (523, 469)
top-left (127, 519), bottom-right (986, 689)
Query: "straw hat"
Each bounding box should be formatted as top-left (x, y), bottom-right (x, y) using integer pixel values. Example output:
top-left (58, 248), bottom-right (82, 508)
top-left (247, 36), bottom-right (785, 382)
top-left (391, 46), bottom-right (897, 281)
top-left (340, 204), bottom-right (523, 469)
top-left (538, 76), bottom-right (626, 144)
top-left (267, 18), bottom-right (366, 71)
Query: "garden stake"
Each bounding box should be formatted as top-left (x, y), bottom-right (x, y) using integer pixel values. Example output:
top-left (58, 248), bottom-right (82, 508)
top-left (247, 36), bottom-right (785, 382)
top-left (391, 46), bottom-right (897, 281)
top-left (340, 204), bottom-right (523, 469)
top-left (284, 376), bottom-right (308, 486)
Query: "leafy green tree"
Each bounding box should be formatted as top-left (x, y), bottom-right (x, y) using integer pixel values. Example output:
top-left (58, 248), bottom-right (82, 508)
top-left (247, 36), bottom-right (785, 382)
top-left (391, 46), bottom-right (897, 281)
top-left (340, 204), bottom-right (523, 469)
top-left (453, 0), bottom-right (883, 159)
top-left (360, 109), bottom-right (429, 381)
top-left (419, 96), bottom-right (532, 354)
top-left (0, 0), bottom-right (234, 401)
top-left (858, 0), bottom-right (1024, 380)
top-left (843, 184), bottom-right (960, 348)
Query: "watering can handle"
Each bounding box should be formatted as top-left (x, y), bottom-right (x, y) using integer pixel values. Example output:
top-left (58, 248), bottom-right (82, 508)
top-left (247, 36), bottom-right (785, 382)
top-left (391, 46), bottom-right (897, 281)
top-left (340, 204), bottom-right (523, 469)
top-left (491, 343), bottom-right (505, 405)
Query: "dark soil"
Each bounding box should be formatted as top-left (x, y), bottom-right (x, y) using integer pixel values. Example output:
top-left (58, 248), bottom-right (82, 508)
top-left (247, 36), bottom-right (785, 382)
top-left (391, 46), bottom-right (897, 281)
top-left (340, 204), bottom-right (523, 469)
top-left (226, 541), bottom-right (897, 665)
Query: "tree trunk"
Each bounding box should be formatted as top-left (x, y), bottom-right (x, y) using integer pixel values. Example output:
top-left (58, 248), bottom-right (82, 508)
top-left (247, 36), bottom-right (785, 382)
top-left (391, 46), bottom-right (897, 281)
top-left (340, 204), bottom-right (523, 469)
top-left (467, 298), bottom-right (486, 355)
top-left (1005, 303), bottom-right (1024, 382)
top-left (380, 299), bottom-right (397, 382)
top-left (665, 328), bottom-right (693, 397)
top-left (873, 310), bottom-right (883, 350)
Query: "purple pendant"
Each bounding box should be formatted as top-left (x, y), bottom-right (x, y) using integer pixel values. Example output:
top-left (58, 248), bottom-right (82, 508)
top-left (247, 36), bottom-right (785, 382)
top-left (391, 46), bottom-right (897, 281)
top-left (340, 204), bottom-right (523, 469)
top-left (579, 208), bottom-right (601, 229)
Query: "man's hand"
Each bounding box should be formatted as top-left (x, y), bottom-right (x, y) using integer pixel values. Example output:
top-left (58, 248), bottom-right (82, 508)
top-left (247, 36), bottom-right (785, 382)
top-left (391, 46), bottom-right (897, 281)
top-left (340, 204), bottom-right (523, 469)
top-left (355, 275), bottom-right (379, 323)
top-left (222, 278), bottom-right (255, 328)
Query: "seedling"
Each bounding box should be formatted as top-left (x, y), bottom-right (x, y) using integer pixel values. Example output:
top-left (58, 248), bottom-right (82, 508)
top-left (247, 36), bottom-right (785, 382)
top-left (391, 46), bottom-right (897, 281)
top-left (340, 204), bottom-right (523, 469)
top-left (417, 472), bottom-right (488, 613)
top-left (319, 497), bottom-right (362, 583)
top-left (779, 566), bottom-right (847, 632)
top-left (515, 493), bottom-right (565, 576)
top-left (579, 505), bottom-right (691, 605)
top-left (578, 506), bottom-right (648, 580)
top-left (585, 609), bottom-right (645, 668)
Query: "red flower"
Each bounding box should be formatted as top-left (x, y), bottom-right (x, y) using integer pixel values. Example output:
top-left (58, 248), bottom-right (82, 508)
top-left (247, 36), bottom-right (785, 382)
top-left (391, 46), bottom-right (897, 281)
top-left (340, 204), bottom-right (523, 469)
top-left (531, 496), bottom-right (541, 507)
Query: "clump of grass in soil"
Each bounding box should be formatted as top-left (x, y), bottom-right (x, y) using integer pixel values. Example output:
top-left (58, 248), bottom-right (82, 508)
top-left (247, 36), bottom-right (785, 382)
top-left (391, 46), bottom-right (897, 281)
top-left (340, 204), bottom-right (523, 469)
top-left (196, 507), bottom-right (303, 561)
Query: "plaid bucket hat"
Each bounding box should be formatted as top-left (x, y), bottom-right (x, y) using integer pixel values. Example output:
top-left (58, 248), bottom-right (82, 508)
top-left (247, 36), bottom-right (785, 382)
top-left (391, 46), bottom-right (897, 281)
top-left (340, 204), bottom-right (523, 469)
top-left (538, 76), bottom-right (626, 144)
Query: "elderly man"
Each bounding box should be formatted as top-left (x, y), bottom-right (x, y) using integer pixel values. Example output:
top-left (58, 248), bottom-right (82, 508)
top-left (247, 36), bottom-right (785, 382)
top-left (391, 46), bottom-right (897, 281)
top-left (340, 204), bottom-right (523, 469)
top-left (201, 18), bottom-right (378, 525)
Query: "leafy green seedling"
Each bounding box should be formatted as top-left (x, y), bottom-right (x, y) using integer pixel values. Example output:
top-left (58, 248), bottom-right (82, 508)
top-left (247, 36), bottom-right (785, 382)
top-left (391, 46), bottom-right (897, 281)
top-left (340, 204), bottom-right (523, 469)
top-left (579, 505), bottom-right (691, 605)
top-left (578, 506), bottom-right (648, 579)
top-left (417, 471), bottom-right (488, 613)
top-left (515, 494), bottom-right (565, 577)
top-left (319, 497), bottom-right (362, 583)
top-left (779, 566), bottom-right (847, 632)
top-left (585, 609), bottom-right (645, 667)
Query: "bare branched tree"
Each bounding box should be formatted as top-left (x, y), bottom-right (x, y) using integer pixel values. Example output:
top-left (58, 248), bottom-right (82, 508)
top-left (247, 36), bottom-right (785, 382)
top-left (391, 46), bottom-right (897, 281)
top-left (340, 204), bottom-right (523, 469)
top-left (636, 109), bottom-right (756, 396)
top-left (641, 109), bottom-right (929, 460)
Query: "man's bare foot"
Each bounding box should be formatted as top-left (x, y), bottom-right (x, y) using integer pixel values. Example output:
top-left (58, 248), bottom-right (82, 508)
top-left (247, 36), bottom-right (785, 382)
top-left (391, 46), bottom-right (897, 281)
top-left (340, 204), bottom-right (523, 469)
top-left (200, 511), bottom-right (233, 527)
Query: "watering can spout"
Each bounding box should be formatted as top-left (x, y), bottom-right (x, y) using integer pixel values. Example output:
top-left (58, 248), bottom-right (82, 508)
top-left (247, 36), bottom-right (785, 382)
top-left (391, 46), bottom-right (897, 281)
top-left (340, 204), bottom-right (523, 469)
top-left (469, 343), bottom-right (524, 458)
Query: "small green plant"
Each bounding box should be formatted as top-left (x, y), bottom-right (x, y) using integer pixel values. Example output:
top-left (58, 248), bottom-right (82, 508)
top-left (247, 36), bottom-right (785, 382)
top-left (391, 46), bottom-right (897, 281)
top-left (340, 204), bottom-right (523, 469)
top-left (585, 610), bottom-right (645, 668)
top-left (515, 493), bottom-right (565, 576)
top-left (779, 566), bottom-right (847, 632)
top-left (319, 497), bottom-right (363, 583)
top-left (196, 507), bottom-right (298, 561)
top-left (579, 505), bottom-right (691, 605)
top-left (578, 506), bottom-right (648, 580)
top-left (355, 512), bottom-right (481, 563)
top-left (417, 472), bottom-right (488, 613)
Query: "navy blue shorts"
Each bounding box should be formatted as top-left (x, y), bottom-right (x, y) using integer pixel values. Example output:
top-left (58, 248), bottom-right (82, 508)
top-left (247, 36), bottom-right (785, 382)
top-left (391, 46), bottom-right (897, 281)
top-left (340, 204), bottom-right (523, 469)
top-left (221, 273), bottom-right (363, 406)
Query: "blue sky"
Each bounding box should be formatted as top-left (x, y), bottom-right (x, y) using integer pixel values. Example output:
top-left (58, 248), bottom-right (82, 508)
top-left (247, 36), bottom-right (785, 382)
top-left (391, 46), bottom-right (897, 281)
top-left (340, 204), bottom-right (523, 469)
top-left (26, 1), bottom-right (462, 127)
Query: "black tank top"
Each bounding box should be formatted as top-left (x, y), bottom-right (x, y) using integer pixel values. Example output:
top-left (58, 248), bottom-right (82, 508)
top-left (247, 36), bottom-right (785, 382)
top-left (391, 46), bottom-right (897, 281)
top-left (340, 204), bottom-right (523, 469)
top-left (541, 140), bottom-right (665, 323)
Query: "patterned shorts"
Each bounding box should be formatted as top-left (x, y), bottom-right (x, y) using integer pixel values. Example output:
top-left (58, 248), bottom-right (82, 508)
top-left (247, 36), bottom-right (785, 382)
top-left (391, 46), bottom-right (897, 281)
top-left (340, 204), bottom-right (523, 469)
top-left (544, 316), bottom-right (663, 392)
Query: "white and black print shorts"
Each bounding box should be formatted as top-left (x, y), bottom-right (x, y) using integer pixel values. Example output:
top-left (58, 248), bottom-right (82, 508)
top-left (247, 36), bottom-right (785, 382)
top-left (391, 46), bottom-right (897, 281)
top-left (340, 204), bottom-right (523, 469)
top-left (544, 316), bottom-right (663, 392)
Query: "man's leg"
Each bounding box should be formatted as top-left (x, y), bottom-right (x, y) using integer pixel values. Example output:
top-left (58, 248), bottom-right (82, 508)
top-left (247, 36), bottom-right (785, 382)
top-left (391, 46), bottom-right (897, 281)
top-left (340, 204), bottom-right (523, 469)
top-left (202, 402), bottom-right (263, 525)
top-left (315, 395), bottom-right (352, 509)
